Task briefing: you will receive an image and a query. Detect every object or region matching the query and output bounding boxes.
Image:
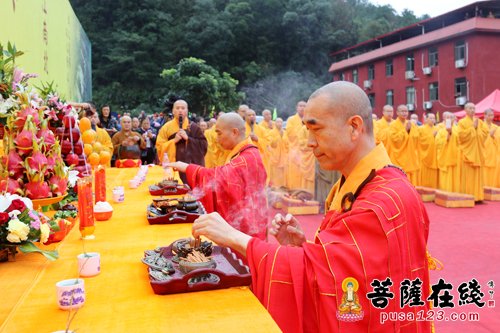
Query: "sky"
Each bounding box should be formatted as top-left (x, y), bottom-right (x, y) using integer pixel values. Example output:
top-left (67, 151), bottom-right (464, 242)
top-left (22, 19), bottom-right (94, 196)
top-left (372, 0), bottom-right (480, 18)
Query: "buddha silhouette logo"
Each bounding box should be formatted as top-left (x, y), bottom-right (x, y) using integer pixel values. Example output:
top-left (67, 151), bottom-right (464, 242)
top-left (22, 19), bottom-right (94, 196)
top-left (337, 277), bottom-right (364, 322)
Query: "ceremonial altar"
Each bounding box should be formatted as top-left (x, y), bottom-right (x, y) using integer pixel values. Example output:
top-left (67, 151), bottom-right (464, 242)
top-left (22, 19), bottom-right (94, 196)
top-left (0, 166), bottom-right (280, 332)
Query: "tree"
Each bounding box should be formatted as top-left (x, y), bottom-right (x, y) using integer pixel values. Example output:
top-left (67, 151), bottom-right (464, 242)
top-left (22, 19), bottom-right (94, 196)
top-left (160, 57), bottom-right (244, 118)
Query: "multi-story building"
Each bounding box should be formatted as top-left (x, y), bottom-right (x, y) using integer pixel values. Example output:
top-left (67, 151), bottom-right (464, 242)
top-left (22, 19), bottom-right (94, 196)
top-left (329, 1), bottom-right (500, 119)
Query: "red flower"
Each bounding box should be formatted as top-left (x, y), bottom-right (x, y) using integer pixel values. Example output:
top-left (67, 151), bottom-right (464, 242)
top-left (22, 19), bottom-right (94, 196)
top-left (6, 199), bottom-right (27, 213)
top-left (0, 212), bottom-right (9, 225)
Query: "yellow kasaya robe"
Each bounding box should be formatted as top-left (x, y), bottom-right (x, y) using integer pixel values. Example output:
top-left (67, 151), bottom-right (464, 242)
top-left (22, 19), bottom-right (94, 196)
top-left (298, 125), bottom-right (315, 193)
top-left (387, 118), bottom-right (420, 186)
top-left (375, 117), bottom-right (392, 147)
top-left (284, 114), bottom-right (304, 189)
top-left (267, 126), bottom-right (287, 187)
top-left (418, 124), bottom-right (438, 188)
top-left (245, 122), bottom-right (271, 183)
top-left (258, 120), bottom-right (275, 178)
top-left (457, 116), bottom-right (488, 201)
top-left (156, 117), bottom-right (189, 163)
top-left (435, 124), bottom-right (461, 192)
top-left (204, 126), bottom-right (229, 168)
top-left (483, 122), bottom-right (499, 187)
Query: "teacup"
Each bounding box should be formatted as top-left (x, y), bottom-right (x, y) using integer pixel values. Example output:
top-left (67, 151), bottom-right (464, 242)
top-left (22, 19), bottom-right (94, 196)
top-left (56, 278), bottom-right (85, 310)
top-left (77, 252), bottom-right (101, 277)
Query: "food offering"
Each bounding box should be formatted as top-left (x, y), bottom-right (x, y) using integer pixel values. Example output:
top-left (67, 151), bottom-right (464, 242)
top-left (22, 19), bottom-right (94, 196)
top-left (146, 196), bottom-right (206, 224)
top-left (142, 238), bottom-right (251, 295)
top-left (148, 179), bottom-right (190, 196)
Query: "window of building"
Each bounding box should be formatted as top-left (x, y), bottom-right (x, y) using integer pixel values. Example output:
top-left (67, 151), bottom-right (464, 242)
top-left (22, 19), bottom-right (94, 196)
top-left (455, 77), bottom-right (467, 97)
top-left (385, 59), bottom-right (393, 76)
top-left (429, 82), bottom-right (439, 101)
top-left (428, 47), bottom-right (438, 67)
top-left (455, 41), bottom-right (466, 61)
top-left (352, 69), bottom-right (358, 84)
top-left (368, 93), bottom-right (375, 108)
top-left (386, 90), bottom-right (394, 106)
top-left (406, 86), bottom-right (416, 105)
top-left (406, 53), bottom-right (415, 71)
top-left (339, 72), bottom-right (345, 81)
top-left (368, 64), bottom-right (375, 80)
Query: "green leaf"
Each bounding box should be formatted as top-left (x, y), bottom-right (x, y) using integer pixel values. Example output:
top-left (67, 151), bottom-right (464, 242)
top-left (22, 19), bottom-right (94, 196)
top-left (19, 242), bottom-right (59, 261)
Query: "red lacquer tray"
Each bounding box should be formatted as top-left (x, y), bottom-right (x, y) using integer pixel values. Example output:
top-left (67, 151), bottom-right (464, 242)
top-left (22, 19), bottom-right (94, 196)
top-left (147, 201), bottom-right (206, 224)
top-left (144, 243), bottom-right (252, 295)
top-left (148, 183), bottom-right (191, 196)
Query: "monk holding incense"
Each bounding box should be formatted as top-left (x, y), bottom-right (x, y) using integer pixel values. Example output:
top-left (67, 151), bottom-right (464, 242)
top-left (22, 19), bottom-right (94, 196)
top-left (192, 82), bottom-right (431, 333)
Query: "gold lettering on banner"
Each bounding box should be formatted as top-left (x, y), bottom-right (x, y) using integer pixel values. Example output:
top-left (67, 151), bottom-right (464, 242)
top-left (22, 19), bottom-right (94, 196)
top-left (42, 0), bottom-right (49, 74)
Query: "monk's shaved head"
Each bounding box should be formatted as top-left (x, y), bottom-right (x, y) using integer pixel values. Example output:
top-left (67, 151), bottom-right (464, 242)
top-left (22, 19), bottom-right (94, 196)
top-left (308, 81), bottom-right (373, 135)
top-left (217, 112), bottom-right (246, 139)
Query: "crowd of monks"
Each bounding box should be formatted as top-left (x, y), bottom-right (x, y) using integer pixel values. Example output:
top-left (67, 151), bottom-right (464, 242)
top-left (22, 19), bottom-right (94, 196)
top-left (203, 102), bottom-right (316, 194)
top-left (374, 103), bottom-right (500, 201)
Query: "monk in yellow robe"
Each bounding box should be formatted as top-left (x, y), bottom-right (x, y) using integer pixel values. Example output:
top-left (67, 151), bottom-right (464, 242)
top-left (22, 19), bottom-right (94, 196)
top-left (245, 109), bottom-right (271, 182)
top-left (483, 108), bottom-right (499, 187)
top-left (374, 105), bottom-right (393, 147)
top-left (418, 113), bottom-right (438, 188)
top-left (435, 112), bottom-right (461, 192)
top-left (457, 102), bottom-right (488, 201)
top-left (204, 124), bottom-right (229, 168)
top-left (156, 100), bottom-right (207, 183)
top-left (387, 104), bottom-right (420, 185)
top-left (298, 124), bottom-right (315, 193)
top-left (268, 118), bottom-right (287, 187)
top-left (284, 101), bottom-right (307, 189)
top-left (258, 109), bottom-right (275, 175)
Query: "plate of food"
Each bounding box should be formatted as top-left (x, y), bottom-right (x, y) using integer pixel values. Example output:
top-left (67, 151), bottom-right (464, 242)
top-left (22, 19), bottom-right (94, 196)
top-left (146, 197), bottom-right (206, 224)
top-left (142, 238), bottom-right (251, 295)
top-left (148, 179), bottom-right (191, 196)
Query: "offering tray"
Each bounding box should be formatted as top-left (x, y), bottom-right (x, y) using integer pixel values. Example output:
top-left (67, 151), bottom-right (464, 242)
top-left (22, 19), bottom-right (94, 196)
top-left (142, 241), bottom-right (251, 295)
top-left (149, 179), bottom-right (190, 196)
top-left (147, 198), bottom-right (206, 224)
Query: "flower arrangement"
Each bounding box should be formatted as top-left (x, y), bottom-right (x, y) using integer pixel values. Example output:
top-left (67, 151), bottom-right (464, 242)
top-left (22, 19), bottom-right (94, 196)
top-left (0, 42), bottom-right (71, 199)
top-left (0, 193), bottom-right (59, 261)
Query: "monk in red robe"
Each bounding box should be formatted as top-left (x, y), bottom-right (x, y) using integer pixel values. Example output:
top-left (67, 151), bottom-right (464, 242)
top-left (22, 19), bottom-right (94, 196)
top-left (192, 82), bottom-right (431, 333)
top-left (166, 113), bottom-right (268, 240)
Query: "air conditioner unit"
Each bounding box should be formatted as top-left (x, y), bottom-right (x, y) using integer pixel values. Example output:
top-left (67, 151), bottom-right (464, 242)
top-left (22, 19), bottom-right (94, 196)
top-left (456, 96), bottom-right (467, 105)
top-left (455, 59), bottom-right (466, 68)
top-left (405, 71), bottom-right (416, 80)
top-left (407, 103), bottom-right (415, 111)
top-left (423, 67), bottom-right (432, 75)
top-left (424, 101), bottom-right (433, 109)
top-left (363, 80), bottom-right (372, 89)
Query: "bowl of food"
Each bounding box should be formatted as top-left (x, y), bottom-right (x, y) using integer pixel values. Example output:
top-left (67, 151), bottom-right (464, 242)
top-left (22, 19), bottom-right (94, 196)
top-left (94, 201), bottom-right (113, 221)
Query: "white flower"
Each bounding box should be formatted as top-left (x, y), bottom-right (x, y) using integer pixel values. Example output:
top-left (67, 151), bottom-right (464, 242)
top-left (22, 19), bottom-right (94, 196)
top-left (65, 168), bottom-right (80, 188)
top-left (0, 96), bottom-right (14, 116)
top-left (0, 193), bottom-right (33, 212)
top-left (8, 210), bottom-right (22, 219)
top-left (6, 219), bottom-right (30, 243)
top-left (39, 223), bottom-right (50, 244)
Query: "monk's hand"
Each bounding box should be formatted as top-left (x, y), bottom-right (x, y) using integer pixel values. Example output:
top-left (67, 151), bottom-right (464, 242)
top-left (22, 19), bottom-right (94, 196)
top-left (179, 129), bottom-right (188, 140)
top-left (250, 133), bottom-right (258, 142)
top-left (192, 212), bottom-right (251, 256)
top-left (174, 131), bottom-right (183, 143)
top-left (405, 121), bottom-right (412, 132)
top-left (164, 161), bottom-right (188, 173)
top-left (473, 118), bottom-right (478, 128)
top-left (269, 213), bottom-right (306, 247)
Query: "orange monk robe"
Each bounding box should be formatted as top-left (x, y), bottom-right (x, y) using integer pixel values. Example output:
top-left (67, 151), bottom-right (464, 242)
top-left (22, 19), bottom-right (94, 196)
top-left (387, 118), bottom-right (420, 185)
top-left (245, 122), bottom-right (271, 183)
top-left (185, 138), bottom-right (268, 239)
top-left (258, 121), bottom-right (276, 178)
top-left (457, 117), bottom-right (488, 201)
top-left (375, 117), bottom-right (392, 149)
top-left (204, 126), bottom-right (229, 168)
top-left (265, 125), bottom-right (287, 187)
top-left (284, 114), bottom-right (304, 189)
top-left (247, 144), bottom-right (431, 333)
top-left (483, 123), bottom-right (499, 187)
top-left (156, 117), bottom-right (207, 165)
top-left (298, 125), bottom-right (315, 193)
top-left (418, 124), bottom-right (438, 188)
top-left (435, 124), bottom-right (461, 192)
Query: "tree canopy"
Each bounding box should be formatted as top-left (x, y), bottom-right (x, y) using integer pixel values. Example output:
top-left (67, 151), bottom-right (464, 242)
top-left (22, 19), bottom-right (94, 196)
top-left (70, 0), bottom-right (425, 118)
